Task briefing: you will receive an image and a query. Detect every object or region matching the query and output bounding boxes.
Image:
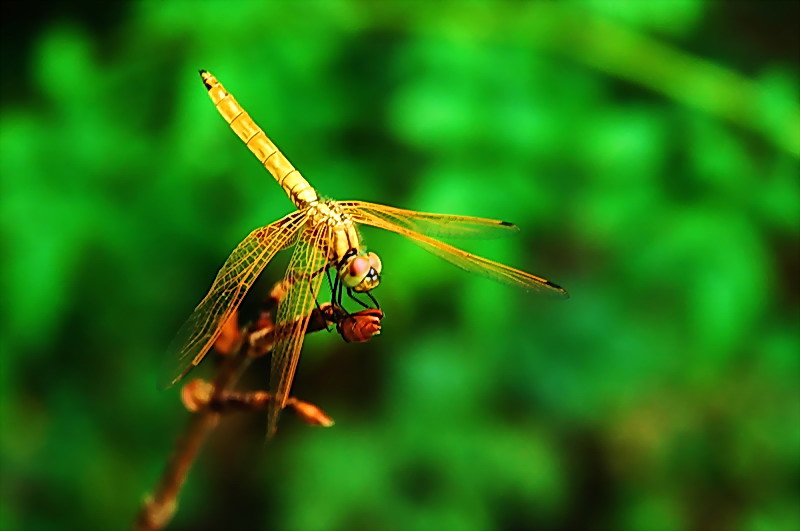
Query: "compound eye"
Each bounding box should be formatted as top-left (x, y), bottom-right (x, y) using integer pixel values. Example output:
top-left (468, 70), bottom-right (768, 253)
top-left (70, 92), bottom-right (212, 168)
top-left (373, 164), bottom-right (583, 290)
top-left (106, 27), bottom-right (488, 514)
top-left (353, 253), bottom-right (381, 293)
top-left (341, 255), bottom-right (370, 288)
top-left (349, 255), bottom-right (370, 279)
top-left (367, 252), bottom-right (382, 274)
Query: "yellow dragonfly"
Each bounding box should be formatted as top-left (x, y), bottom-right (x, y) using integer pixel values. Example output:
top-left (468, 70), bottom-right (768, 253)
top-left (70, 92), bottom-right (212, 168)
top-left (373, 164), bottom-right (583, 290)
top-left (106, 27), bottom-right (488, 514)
top-left (163, 70), bottom-right (568, 436)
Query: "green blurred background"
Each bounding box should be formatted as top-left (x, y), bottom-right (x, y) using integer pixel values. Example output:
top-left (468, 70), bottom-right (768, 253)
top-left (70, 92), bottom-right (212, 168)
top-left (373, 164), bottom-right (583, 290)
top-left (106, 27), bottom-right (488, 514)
top-left (2, 1), bottom-right (798, 530)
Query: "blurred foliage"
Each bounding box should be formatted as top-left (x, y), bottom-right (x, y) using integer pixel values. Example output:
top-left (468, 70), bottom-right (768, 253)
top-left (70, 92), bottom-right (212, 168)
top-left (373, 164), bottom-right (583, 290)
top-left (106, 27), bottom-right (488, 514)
top-left (1, 1), bottom-right (799, 530)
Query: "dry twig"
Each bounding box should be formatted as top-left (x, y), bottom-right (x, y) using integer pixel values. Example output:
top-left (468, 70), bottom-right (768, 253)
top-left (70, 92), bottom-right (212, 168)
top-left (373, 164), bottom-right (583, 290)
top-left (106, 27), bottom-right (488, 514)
top-left (134, 284), bottom-right (382, 530)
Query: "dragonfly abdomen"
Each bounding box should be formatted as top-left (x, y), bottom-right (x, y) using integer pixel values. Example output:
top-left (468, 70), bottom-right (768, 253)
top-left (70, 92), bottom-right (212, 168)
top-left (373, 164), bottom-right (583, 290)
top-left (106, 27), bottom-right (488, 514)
top-left (200, 70), bottom-right (318, 209)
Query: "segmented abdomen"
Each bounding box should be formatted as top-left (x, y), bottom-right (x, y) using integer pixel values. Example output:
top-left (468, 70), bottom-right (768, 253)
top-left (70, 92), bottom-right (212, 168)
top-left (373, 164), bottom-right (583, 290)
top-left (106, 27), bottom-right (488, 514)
top-left (200, 70), bottom-right (318, 208)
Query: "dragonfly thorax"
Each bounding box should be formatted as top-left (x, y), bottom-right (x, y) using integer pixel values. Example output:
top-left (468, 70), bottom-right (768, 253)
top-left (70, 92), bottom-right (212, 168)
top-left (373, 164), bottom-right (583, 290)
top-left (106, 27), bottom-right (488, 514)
top-left (306, 201), bottom-right (364, 264)
top-left (308, 201), bottom-right (382, 293)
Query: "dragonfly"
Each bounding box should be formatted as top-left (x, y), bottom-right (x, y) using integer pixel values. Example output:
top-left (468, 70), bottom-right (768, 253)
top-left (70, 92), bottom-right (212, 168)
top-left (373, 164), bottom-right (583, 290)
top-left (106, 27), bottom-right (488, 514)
top-left (163, 70), bottom-right (568, 436)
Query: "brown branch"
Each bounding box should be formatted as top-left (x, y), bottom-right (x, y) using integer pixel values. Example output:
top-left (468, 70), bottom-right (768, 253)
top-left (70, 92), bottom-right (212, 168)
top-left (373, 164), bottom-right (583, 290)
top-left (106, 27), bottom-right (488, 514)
top-left (134, 329), bottom-right (251, 531)
top-left (182, 379), bottom-right (334, 426)
top-left (135, 287), bottom-right (383, 530)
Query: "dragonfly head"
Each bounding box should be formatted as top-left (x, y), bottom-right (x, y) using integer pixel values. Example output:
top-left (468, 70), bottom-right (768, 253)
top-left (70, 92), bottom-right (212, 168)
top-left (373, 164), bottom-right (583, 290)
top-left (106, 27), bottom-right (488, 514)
top-left (340, 252), bottom-right (382, 293)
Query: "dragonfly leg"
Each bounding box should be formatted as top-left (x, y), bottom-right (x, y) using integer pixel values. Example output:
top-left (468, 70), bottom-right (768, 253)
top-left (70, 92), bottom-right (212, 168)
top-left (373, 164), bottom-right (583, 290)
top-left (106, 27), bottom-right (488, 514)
top-left (336, 248), bottom-right (359, 269)
top-left (326, 267), bottom-right (337, 307)
top-left (336, 278), bottom-right (347, 314)
top-left (365, 290), bottom-right (380, 310)
top-left (328, 265), bottom-right (343, 308)
top-left (308, 276), bottom-right (324, 313)
top-left (332, 248), bottom-right (360, 312)
top-left (321, 268), bottom-right (338, 333)
top-left (346, 288), bottom-right (371, 310)
top-left (329, 267), bottom-right (342, 306)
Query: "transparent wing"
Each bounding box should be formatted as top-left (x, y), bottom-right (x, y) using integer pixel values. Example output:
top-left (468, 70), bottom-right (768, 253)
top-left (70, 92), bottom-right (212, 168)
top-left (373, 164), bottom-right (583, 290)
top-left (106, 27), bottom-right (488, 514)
top-left (160, 210), bottom-right (309, 389)
top-left (337, 200), bottom-right (519, 239)
top-left (267, 222), bottom-right (332, 437)
top-left (343, 205), bottom-right (568, 298)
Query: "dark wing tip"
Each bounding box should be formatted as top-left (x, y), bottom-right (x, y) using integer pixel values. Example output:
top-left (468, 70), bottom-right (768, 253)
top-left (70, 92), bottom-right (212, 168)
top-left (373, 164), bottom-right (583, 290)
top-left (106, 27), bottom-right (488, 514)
top-left (546, 280), bottom-right (570, 299)
top-left (156, 374), bottom-right (176, 391)
top-left (198, 69), bottom-right (213, 89)
top-left (500, 221), bottom-right (520, 232)
top-left (156, 365), bottom-right (188, 391)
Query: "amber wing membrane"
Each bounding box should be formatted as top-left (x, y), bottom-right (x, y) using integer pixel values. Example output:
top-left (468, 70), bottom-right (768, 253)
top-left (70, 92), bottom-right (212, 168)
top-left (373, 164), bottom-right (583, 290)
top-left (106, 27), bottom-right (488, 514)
top-left (267, 222), bottom-right (332, 437)
top-left (338, 201), bottom-right (519, 239)
top-left (342, 204), bottom-right (568, 298)
top-left (159, 210), bottom-right (309, 389)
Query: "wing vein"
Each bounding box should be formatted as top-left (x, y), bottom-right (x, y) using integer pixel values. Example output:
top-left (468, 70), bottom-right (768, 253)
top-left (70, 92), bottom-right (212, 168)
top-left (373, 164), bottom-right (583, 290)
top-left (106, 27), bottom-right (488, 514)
top-left (160, 210), bottom-right (310, 388)
top-left (267, 221), bottom-right (332, 436)
top-left (343, 206), bottom-right (568, 297)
